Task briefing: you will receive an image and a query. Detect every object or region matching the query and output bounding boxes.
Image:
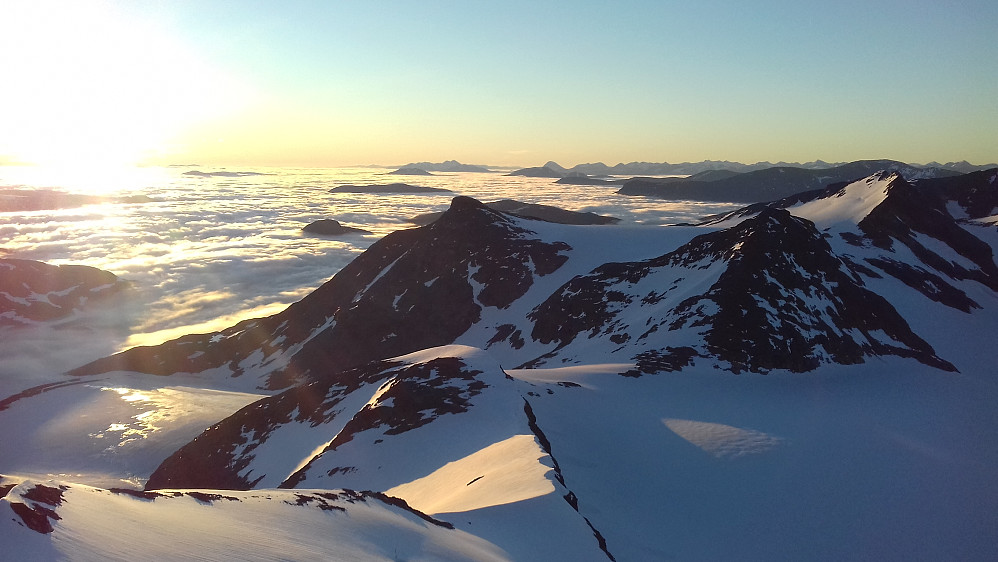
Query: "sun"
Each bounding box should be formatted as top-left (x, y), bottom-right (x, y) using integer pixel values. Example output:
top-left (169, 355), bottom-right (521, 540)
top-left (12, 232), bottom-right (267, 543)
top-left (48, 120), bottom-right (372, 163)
top-left (0, 1), bottom-right (249, 172)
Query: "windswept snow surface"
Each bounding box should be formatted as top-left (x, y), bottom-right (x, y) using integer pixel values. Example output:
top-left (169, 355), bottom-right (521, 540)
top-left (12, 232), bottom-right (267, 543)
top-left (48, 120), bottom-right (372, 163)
top-left (792, 172), bottom-right (896, 229)
top-left (510, 360), bottom-right (998, 561)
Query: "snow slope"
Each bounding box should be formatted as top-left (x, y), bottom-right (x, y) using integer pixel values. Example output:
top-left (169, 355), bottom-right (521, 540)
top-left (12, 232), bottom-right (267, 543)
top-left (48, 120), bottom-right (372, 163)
top-left (1, 476), bottom-right (511, 561)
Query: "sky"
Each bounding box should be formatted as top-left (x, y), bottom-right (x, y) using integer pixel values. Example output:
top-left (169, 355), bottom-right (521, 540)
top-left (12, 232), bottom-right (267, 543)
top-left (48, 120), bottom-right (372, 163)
top-left (1, 0), bottom-right (996, 169)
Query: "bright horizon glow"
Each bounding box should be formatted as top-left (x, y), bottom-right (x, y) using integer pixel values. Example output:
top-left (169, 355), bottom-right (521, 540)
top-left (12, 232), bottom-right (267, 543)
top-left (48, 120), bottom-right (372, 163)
top-left (1, 1), bottom-right (996, 169)
top-left (0, 1), bottom-right (254, 169)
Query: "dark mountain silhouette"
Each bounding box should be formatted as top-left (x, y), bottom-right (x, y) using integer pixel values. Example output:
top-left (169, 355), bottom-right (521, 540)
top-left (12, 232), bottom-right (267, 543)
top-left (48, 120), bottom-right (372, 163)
top-left (301, 219), bottom-right (371, 236)
top-left (409, 199), bottom-right (619, 226)
top-left (387, 166), bottom-right (433, 176)
top-left (402, 160), bottom-right (491, 173)
top-left (618, 160), bottom-right (961, 203)
top-left (507, 166), bottom-right (565, 178)
top-left (529, 208), bottom-right (953, 373)
top-left (915, 168), bottom-right (998, 219)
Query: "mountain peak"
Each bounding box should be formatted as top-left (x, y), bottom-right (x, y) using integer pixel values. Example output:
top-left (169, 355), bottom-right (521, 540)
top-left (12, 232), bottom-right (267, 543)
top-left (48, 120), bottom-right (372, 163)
top-left (448, 195), bottom-right (488, 212)
top-left (529, 206), bottom-right (953, 373)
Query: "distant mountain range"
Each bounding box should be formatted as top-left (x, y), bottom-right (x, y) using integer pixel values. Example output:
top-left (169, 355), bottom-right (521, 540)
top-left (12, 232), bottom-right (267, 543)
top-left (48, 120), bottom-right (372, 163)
top-left (498, 158), bottom-right (998, 205)
top-left (399, 160), bottom-right (493, 173)
top-left (617, 159), bottom-right (973, 203)
top-left (538, 158), bottom-right (998, 176)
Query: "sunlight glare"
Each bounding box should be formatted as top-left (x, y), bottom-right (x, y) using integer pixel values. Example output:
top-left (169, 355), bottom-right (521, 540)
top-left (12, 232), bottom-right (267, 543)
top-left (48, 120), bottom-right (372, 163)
top-left (0, 1), bottom-right (252, 170)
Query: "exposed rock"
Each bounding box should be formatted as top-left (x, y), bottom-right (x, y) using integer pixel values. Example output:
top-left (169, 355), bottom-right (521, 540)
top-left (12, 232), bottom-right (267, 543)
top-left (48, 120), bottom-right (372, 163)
top-left (7, 483), bottom-right (67, 534)
top-left (529, 208), bottom-right (954, 373)
top-left (915, 168), bottom-right (998, 219)
top-left (705, 171), bottom-right (998, 313)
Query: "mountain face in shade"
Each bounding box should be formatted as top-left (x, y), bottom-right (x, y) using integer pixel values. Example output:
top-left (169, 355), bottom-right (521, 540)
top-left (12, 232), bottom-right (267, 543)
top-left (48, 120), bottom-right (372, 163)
top-left (914, 167), bottom-right (998, 219)
top-left (528, 207), bottom-right (953, 374)
top-left (0, 259), bottom-right (127, 325)
top-left (618, 159), bottom-right (961, 203)
top-left (707, 171), bottom-right (998, 315)
top-left (69, 197), bottom-right (571, 389)
top-left (409, 199), bottom-right (620, 226)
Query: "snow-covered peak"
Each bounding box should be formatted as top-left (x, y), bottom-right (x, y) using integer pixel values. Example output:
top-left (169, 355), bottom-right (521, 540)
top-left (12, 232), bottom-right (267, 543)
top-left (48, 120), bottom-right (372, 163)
top-left (792, 171), bottom-right (904, 229)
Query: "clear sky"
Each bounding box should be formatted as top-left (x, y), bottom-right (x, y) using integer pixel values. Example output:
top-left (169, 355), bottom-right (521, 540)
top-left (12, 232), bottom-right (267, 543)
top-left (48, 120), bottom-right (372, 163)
top-left (2, 0), bottom-right (996, 169)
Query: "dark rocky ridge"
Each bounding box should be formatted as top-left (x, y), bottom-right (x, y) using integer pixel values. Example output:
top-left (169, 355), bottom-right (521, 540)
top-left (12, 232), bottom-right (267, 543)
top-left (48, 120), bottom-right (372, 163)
top-left (70, 197), bottom-right (571, 389)
top-left (530, 208), bottom-right (954, 373)
top-left (704, 171), bottom-right (998, 314)
top-left (855, 175), bottom-right (998, 296)
top-left (144, 352), bottom-right (503, 492)
top-left (144, 357), bottom-right (407, 490)
top-left (279, 356), bottom-right (488, 488)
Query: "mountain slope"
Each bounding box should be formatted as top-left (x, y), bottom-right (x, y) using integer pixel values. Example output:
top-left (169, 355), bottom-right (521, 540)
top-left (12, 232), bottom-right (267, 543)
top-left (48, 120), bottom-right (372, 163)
top-left (69, 197), bottom-right (571, 390)
top-left (528, 207), bottom-right (952, 373)
top-left (914, 167), bottom-right (998, 219)
top-left (710, 171), bottom-right (998, 315)
top-left (619, 159), bottom-right (960, 203)
top-left (1, 476), bottom-right (514, 561)
top-left (144, 345), bottom-right (616, 560)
